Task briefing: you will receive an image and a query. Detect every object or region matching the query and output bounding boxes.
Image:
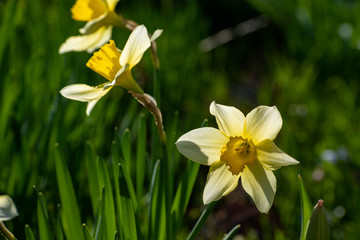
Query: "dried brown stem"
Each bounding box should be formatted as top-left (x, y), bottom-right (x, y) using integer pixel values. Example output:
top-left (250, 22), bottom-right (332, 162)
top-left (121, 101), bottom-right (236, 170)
top-left (130, 91), bottom-right (166, 142)
top-left (0, 221), bottom-right (16, 240)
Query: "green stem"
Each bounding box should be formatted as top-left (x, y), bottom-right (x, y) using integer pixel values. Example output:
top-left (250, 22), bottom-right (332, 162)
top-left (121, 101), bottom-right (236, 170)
top-left (0, 221), bottom-right (16, 240)
top-left (160, 142), bottom-right (172, 240)
top-left (187, 201), bottom-right (217, 240)
top-left (223, 224), bottom-right (241, 240)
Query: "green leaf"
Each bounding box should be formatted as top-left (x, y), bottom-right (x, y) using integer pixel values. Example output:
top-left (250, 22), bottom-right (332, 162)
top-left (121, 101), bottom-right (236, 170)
top-left (96, 159), bottom-right (116, 240)
top-left (305, 200), bottom-right (330, 240)
top-left (223, 224), bottom-right (241, 240)
top-left (298, 174), bottom-right (313, 240)
top-left (25, 224), bottom-right (35, 240)
top-left (113, 131), bottom-right (138, 211)
top-left (85, 143), bottom-right (100, 215)
top-left (35, 189), bottom-right (53, 240)
top-left (82, 224), bottom-right (94, 240)
top-left (54, 144), bottom-right (84, 240)
top-left (136, 114), bottom-right (147, 200)
top-left (147, 160), bottom-right (161, 239)
top-left (93, 188), bottom-right (106, 240)
top-left (171, 160), bottom-right (200, 236)
top-left (187, 201), bottom-right (217, 240)
top-left (121, 129), bottom-right (132, 173)
top-left (117, 163), bottom-right (138, 240)
top-left (55, 210), bottom-right (65, 240)
top-left (0, 0), bottom-right (16, 67)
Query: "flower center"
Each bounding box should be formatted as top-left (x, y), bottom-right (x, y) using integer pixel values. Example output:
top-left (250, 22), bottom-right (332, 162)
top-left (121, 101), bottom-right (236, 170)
top-left (86, 40), bottom-right (121, 81)
top-left (220, 136), bottom-right (256, 175)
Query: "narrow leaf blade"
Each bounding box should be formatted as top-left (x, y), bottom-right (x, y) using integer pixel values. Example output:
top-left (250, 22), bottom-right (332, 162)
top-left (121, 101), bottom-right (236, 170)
top-left (305, 200), bottom-right (330, 240)
top-left (298, 174), bottom-right (312, 240)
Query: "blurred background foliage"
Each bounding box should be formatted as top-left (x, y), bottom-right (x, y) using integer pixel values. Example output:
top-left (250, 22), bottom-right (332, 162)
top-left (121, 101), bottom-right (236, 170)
top-left (0, 0), bottom-right (359, 239)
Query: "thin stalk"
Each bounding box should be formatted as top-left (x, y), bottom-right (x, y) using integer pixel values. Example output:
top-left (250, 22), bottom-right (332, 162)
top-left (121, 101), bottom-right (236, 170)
top-left (0, 221), bottom-right (16, 240)
top-left (187, 201), bottom-right (217, 240)
top-left (160, 142), bottom-right (172, 240)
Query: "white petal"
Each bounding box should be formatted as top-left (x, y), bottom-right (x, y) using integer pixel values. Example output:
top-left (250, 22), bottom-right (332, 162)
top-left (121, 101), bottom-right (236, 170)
top-left (256, 139), bottom-right (299, 171)
top-left (0, 195), bottom-right (18, 221)
top-left (176, 127), bottom-right (228, 165)
top-left (244, 106), bottom-right (282, 144)
top-left (209, 101), bottom-right (245, 137)
top-left (59, 26), bottom-right (112, 54)
top-left (106, 0), bottom-right (119, 11)
top-left (79, 14), bottom-right (108, 35)
top-left (203, 161), bottom-right (240, 204)
top-left (150, 29), bottom-right (163, 42)
top-left (119, 25), bottom-right (151, 68)
top-left (86, 99), bottom-right (100, 116)
top-left (241, 161), bottom-right (276, 213)
top-left (60, 83), bottom-right (112, 102)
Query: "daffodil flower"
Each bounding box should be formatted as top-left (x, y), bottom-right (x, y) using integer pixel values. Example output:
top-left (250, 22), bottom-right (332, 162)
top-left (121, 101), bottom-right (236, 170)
top-left (176, 101), bottom-right (299, 213)
top-left (60, 25), bottom-right (154, 115)
top-left (59, 0), bottom-right (123, 54)
top-left (0, 195), bottom-right (18, 221)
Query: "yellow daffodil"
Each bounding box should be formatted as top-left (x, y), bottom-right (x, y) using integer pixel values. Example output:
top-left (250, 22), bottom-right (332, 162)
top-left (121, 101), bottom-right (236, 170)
top-left (59, 0), bottom-right (123, 54)
top-left (60, 25), bottom-right (154, 115)
top-left (176, 101), bottom-right (299, 213)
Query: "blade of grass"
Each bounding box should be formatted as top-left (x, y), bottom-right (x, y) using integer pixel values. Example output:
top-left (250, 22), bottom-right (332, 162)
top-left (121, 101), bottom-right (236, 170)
top-left (136, 114), bottom-right (147, 200)
top-left (147, 160), bottom-right (160, 239)
top-left (160, 143), bottom-right (172, 240)
top-left (223, 224), bottom-right (241, 240)
top-left (54, 144), bottom-right (84, 240)
top-left (117, 163), bottom-right (138, 240)
top-left (171, 160), bottom-right (200, 236)
top-left (56, 210), bottom-right (65, 240)
top-left (25, 224), bottom-right (35, 240)
top-left (0, 0), bottom-right (16, 67)
top-left (305, 200), bottom-right (330, 240)
top-left (84, 143), bottom-right (100, 215)
top-left (187, 201), bottom-right (217, 240)
top-left (298, 174), bottom-right (312, 240)
top-left (96, 158), bottom-right (116, 239)
top-left (113, 130), bottom-right (138, 210)
top-left (34, 188), bottom-right (53, 240)
top-left (82, 224), bottom-right (94, 240)
top-left (93, 188), bottom-right (106, 240)
top-left (121, 129), bottom-right (131, 174)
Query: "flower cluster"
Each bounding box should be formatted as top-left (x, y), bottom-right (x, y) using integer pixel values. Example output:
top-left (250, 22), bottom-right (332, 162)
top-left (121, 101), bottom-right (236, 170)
top-left (58, 0), bottom-right (298, 215)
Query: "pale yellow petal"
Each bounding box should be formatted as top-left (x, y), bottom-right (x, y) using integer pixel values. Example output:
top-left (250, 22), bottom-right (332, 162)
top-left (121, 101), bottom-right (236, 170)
top-left (244, 106), bottom-right (282, 144)
top-left (176, 127), bottom-right (228, 166)
top-left (86, 99), bottom-right (100, 116)
top-left (119, 25), bottom-right (151, 68)
top-left (209, 101), bottom-right (245, 137)
top-left (150, 29), bottom-right (163, 42)
top-left (0, 195), bottom-right (18, 221)
top-left (79, 14), bottom-right (108, 35)
top-left (241, 161), bottom-right (276, 213)
top-left (60, 83), bottom-right (112, 102)
top-left (71, 0), bottom-right (107, 21)
top-left (86, 39), bottom-right (121, 81)
top-left (203, 161), bottom-right (240, 204)
top-left (256, 139), bottom-right (299, 171)
top-left (59, 26), bottom-right (112, 54)
top-left (105, 0), bottom-right (119, 11)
